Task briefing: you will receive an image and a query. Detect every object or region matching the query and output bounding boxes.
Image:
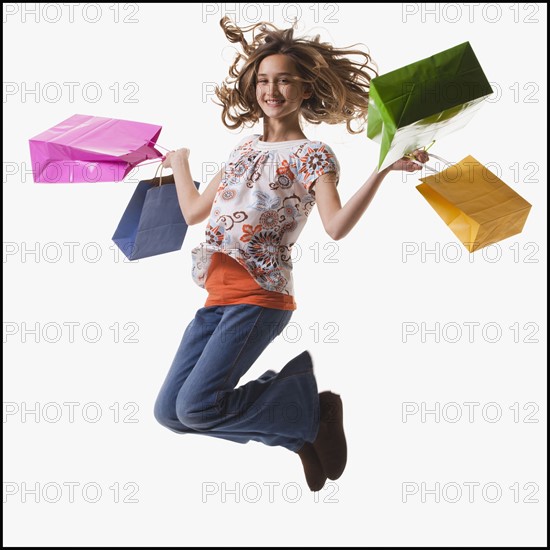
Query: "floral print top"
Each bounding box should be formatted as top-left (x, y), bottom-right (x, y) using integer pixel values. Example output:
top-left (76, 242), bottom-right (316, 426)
top-left (191, 134), bottom-right (340, 296)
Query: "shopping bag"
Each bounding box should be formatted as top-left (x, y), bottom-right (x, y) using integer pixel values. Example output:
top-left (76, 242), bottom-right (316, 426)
top-left (417, 155), bottom-right (532, 252)
top-left (112, 168), bottom-right (200, 260)
top-left (367, 42), bottom-right (493, 170)
top-left (29, 114), bottom-right (164, 183)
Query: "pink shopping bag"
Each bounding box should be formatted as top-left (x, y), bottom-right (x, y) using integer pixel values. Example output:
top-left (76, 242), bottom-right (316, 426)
top-left (29, 114), bottom-right (163, 183)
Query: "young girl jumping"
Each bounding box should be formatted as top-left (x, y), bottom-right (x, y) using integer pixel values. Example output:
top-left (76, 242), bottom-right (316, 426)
top-left (154, 16), bottom-right (428, 492)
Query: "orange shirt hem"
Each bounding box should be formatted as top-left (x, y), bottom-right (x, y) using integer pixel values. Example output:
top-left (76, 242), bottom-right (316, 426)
top-left (204, 252), bottom-right (297, 311)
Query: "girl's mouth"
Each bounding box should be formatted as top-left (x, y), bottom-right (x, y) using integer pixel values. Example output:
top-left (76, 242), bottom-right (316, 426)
top-left (266, 99), bottom-right (284, 106)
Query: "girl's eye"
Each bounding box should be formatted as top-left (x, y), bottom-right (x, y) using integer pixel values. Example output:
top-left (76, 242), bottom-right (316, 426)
top-left (257, 79), bottom-right (290, 84)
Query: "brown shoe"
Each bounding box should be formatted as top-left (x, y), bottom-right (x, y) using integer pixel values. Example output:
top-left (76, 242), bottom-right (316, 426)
top-left (312, 391), bottom-right (347, 480)
top-left (296, 442), bottom-right (327, 491)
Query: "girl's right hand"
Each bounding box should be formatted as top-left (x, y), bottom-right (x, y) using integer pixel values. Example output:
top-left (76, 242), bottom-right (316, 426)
top-left (162, 148), bottom-right (191, 169)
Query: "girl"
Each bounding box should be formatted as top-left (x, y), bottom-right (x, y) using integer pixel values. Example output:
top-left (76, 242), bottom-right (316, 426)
top-left (155, 17), bottom-right (428, 492)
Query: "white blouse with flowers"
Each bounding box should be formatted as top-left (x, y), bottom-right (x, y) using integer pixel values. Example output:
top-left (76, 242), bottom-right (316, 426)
top-left (191, 134), bottom-right (340, 296)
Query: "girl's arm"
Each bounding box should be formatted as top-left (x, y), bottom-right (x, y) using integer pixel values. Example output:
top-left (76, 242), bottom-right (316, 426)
top-left (163, 148), bottom-right (222, 225)
top-left (314, 151), bottom-right (428, 241)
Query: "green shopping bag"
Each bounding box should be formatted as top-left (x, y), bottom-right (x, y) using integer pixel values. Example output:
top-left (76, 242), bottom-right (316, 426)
top-left (367, 42), bottom-right (493, 170)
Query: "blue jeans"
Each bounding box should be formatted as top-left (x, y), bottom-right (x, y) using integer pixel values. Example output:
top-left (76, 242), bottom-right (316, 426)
top-left (154, 304), bottom-right (321, 452)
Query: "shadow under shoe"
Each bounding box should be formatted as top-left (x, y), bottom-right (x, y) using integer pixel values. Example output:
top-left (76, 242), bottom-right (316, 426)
top-left (296, 442), bottom-right (327, 492)
top-left (312, 391), bottom-right (347, 480)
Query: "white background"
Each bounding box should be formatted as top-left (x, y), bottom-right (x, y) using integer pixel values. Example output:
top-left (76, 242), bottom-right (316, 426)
top-left (3, 2), bottom-right (547, 547)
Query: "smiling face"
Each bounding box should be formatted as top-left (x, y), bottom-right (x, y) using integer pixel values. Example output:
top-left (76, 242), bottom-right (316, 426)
top-left (255, 54), bottom-right (311, 119)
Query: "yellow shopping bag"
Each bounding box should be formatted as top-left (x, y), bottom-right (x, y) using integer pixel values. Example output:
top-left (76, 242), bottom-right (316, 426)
top-left (417, 155), bottom-right (532, 252)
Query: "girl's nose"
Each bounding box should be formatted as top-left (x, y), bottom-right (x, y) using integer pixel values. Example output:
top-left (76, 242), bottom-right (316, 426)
top-left (268, 82), bottom-right (282, 95)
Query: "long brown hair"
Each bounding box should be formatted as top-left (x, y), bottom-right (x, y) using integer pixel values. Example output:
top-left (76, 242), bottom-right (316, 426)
top-left (214, 16), bottom-right (377, 134)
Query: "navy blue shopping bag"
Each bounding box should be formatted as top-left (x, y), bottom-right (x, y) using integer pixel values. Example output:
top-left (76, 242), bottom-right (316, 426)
top-left (112, 171), bottom-right (200, 260)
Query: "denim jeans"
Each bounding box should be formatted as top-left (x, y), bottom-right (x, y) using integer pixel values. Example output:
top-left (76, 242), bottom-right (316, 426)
top-left (154, 304), bottom-right (321, 452)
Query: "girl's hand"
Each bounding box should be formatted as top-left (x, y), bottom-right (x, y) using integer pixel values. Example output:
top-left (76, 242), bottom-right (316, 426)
top-left (386, 148), bottom-right (429, 173)
top-left (162, 148), bottom-right (191, 169)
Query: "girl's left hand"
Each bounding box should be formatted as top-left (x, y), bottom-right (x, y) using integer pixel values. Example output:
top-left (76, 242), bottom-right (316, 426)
top-left (386, 148), bottom-right (430, 173)
top-left (162, 148), bottom-right (191, 169)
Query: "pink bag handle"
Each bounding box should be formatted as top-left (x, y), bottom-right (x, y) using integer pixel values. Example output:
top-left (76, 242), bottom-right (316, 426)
top-left (142, 138), bottom-right (172, 153)
top-left (152, 142), bottom-right (172, 153)
top-left (135, 140), bottom-right (173, 169)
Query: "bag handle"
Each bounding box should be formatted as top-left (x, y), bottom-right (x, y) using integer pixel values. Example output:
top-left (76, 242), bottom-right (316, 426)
top-left (405, 141), bottom-right (454, 174)
top-left (135, 140), bottom-right (173, 169)
top-left (152, 163), bottom-right (167, 186)
top-left (144, 138), bottom-right (172, 153)
top-left (420, 153), bottom-right (455, 174)
top-left (138, 140), bottom-right (173, 172)
top-left (143, 139), bottom-right (172, 153)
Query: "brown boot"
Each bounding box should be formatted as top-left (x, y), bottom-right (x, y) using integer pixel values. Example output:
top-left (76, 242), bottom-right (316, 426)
top-left (296, 442), bottom-right (327, 491)
top-left (311, 391), bottom-right (347, 480)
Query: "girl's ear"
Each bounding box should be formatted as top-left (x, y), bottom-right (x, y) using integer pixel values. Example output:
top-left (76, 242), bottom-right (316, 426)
top-left (303, 86), bottom-right (313, 100)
